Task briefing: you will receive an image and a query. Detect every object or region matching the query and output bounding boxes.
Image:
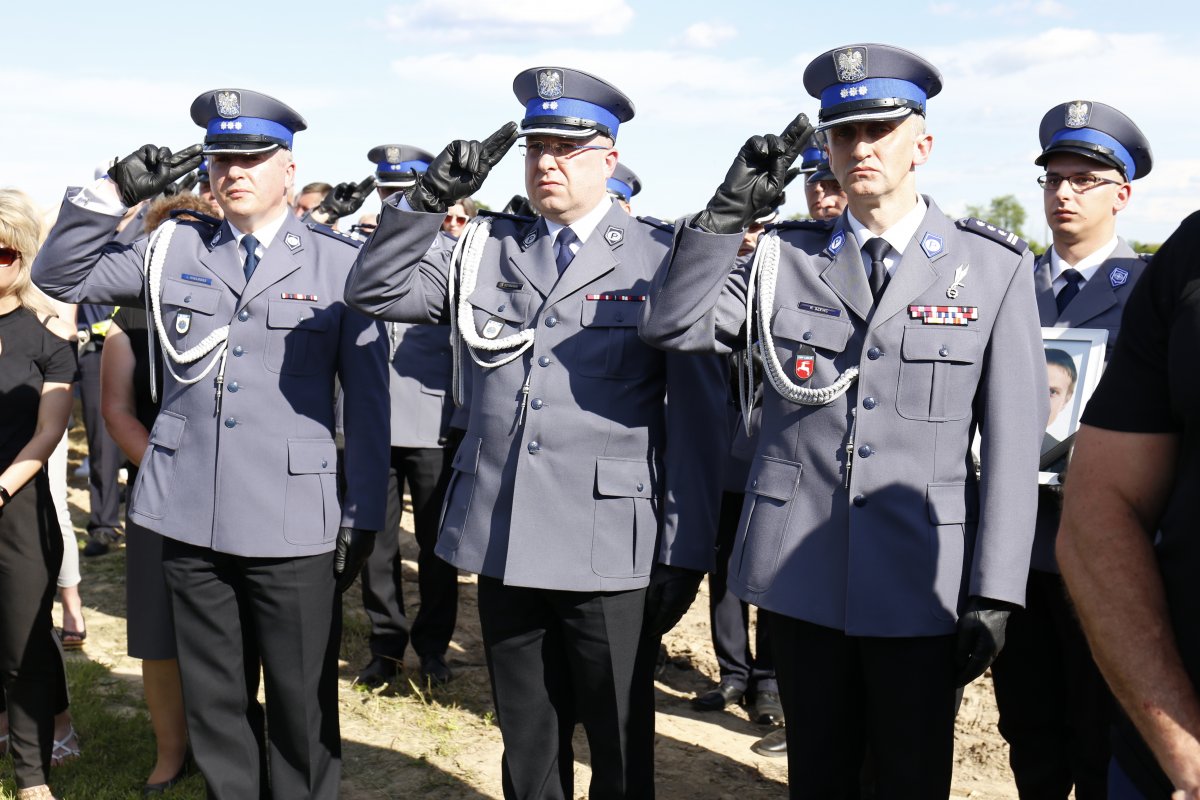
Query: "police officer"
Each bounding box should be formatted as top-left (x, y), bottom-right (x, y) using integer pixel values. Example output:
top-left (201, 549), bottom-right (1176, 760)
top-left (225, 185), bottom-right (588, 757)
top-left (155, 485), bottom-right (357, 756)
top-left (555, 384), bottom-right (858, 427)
top-left (606, 162), bottom-right (641, 213)
top-left (991, 100), bottom-right (1152, 800)
top-left (346, 66), bottom-right (725, 799)
top-left (803, 143), bottom-right (848, 222)
top-left (349, 144), bottom-right (463, 689)
top-left (640, 43), bottom-right (1048, 798)
top-left (33, 88), bottom-right (389, 800)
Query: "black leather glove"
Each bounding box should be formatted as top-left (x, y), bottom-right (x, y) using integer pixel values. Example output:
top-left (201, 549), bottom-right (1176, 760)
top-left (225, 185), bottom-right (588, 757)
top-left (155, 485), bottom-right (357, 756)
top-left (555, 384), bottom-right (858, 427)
top-left (314, 176), bottom-right (376, 223)
top-left (642, 564), bottom-right (705, 639)
top-left (108, 143), bottom-right (204, 207)
top-left (694, 114), bottom-right (813, 235)
top-left (333, 527), bottom-right (375, 594)
top-left (163, 169), bottom-right (199, 198)
top-left (502, 194), bottom-right (536, 217)
top-left (408, 122), bottom-right (518, 213)
top-left (954, 596), bottom-right (1017, 686)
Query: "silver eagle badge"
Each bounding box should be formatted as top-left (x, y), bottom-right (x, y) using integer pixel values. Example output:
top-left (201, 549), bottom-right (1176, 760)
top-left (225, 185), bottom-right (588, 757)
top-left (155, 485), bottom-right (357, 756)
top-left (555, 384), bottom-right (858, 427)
top-left (834, 47), bottom-right (867, 83)
top-left (537, 69), bottom-right (564, 100)
top-left (1065, 100), bottom-right (1090, 129)
top-left (216, 91), bottom-right (241, 119)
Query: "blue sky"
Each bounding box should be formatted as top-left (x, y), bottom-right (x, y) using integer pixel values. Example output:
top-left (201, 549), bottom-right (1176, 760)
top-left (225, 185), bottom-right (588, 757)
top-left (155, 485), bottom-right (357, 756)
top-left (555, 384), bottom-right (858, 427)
top-left (4, 1), bottom-right (1197, 243)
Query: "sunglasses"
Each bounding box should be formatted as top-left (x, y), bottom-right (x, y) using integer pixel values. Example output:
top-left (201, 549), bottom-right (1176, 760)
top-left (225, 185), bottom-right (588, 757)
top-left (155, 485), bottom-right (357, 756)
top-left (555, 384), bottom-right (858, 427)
top-left (0, 248), bottom-right (20, 267)
top-left (444, 214), bottom-right (469, 225)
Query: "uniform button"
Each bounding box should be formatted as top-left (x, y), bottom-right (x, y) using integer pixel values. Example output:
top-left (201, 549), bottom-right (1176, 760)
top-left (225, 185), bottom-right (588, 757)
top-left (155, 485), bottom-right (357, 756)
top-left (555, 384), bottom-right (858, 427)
top-left (498, 303), bottom-right (506, 312)
top-left (527, 441), bottom-right (541, 454)
top-left (858, 445), bottom-right (873, 458)
top-left (545, 315), bottom-right (558, 328)
top-left (224, 417), bottom-right (237, 428)
top-left (238, 309), bottom-right (250, 322)
top-left (538, 356), bottom-right (551, 367)
top-left (853, 494), bottom-right (867, 507)
top-left (751, 478), bottom-right (758, 489)
top-left (615, 313), bottom-right (624, 322)
top-left (321, 459), bottom-right (329, 468)
top-left (939, 346), bottom-right (949, 357)
top-left (184, 294), bottom-right (193, 303)
top-left (862, 397), bottom-right (876, 410)
top-left (867, 347), bottom-right (881, 360)
top-left (297, 314), bottom-right (305, 323)
top-left (228, 381), bottom-right (240, 392)
top-left (802, 331), bottom-right (813, 341)
top-left (530, 398), bottom-right (544, 410)
top-left (636, 482), bottom-right (644, 492)
top-left (233, 345), bottom-right (245, 357)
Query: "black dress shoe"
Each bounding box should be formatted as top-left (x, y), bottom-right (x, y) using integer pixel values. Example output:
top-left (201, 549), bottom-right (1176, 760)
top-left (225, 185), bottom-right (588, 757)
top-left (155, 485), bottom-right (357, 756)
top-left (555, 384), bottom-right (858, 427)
top-left (144, 758), bottom-right (190, 795)
top-left (419, 654), bottom-right (453, 687)
top-left (83, 529), bottom-right (124, 557)
top-left (354, 656), bottom-right (399, 688)
top-left (691, 681), bottom-right (745, 711)
top-left (750, 727), bottom-right (787, 757)
top-left (753, 691), bottom-right (784, 726)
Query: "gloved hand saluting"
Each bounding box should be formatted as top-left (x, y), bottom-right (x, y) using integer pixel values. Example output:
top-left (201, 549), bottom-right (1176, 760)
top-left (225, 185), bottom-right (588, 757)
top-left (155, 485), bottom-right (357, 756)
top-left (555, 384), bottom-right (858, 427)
top-left (642, 564), bottom-right (705, 639)
top-left (333, 527), bottom-right (375, 594)
top-left (954, 596), bottom-right (1017, 686)
top-left (408, 122), bottom-right (519, 213)
top-left (695, 113), bottom-right (814, 235)
top-left (108, 143), bottom-right (204, 207)
top-left (313, 176), bottom-right (376, 224)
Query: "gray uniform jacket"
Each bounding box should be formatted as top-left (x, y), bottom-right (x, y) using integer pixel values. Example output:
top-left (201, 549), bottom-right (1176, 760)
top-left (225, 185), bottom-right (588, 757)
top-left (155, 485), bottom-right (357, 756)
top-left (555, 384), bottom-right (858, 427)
top-left (387, 320), bottom-right (454, 448)
top-left (1029, 238), bottom-right (1149, 572)
top-left (34, 193), bottom-right (390, 558)
top-left (640, 199), bottom-right (1048, 637)
top-left (345, 201), bottom-right (726, 592)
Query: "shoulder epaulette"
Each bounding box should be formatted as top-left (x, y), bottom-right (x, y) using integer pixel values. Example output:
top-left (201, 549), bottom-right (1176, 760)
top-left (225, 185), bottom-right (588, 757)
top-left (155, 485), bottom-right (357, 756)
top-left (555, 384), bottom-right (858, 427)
top-left (956, 217), bottom-right (1028, 253)
top-left (306, 222), bottom-right (363, 248)
top-left (1138, 251), bottom-right (1154, 263)
top-left (477, 209), bottom-right (536, 225)
top-left (636, 215), bottom-right (675, 232)
top-left (768, 218), bottom-right (835, 233)
top-left (169, 209), bottom-right (222, 231)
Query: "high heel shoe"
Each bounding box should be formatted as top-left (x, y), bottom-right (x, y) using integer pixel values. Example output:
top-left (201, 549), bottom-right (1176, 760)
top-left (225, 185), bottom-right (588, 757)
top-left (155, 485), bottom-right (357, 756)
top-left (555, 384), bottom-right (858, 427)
top-left (143, 758), bottom-right (190, 796)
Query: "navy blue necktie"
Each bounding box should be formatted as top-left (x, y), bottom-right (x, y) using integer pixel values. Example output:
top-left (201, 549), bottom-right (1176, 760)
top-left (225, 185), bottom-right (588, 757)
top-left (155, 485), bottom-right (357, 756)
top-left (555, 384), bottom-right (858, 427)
top-left (555, 228), bottom-right (577, 273)
top-left (1056, 268), bottom-right (1083, 314)
top-left (862, 237), bottom-right (892, 301)
top-left (242, 234), bottom-right (260, 281)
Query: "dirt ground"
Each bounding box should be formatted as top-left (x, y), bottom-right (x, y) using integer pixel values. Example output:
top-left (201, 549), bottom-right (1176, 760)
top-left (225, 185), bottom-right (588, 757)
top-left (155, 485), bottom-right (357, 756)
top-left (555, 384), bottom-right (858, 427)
top-left (59, 437), bottom-right (1021, 799)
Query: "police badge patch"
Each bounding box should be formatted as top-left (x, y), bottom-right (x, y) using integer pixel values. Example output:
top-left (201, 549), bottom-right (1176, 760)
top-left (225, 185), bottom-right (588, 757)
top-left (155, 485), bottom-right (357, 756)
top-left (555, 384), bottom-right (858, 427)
top-left (1109, 266), bottom-right (1129, 287)
top-left (604, 226), bottom-right (624, 246)
top-left (795, 345), bottom-right (816, 382)
top-left (175, 310), bottom-right (192, 335)
top-left (828, 230), bottom-right (846, 255)
top-left (481, 317), bottom-right (504, 339)
top-left (385, 146), bottom-right (401, 163)
top-left (285, 232), bottom-right (301, 251)
top-left (537, 69), bottom-right (564, 100)
top-left (216, 91), bottom-right (241, 119)
top-left (522, 232), bottom-right (538, 248)
top-left (1066, 100), bottom-right (1090, 129)
top-left (920, 232), bottom-right (944, 259)
top-left (834, 47), bottom-right (867, 83)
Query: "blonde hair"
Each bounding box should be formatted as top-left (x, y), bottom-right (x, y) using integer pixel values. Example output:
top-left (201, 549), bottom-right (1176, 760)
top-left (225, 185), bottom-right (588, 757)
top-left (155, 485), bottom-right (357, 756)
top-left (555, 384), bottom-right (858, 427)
top-left (0, 188), bottom-right (55, 316)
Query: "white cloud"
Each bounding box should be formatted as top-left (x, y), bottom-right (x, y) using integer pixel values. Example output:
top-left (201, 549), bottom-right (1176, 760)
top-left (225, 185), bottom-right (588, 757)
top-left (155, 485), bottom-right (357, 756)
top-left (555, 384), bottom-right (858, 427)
top-left (380, 0), bottom-right (634, 44)
top-left (677, 22), bottom-right (737, 49)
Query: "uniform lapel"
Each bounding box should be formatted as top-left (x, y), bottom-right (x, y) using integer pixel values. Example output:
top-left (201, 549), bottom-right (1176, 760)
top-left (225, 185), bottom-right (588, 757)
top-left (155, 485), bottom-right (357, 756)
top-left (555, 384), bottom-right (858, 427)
top-left (543, 205), bottom-right (624, 308)
top-left (819, 218), bottom-right (874, 322)
top-left (1033, 252), bottom-right (1058, 326)
top-left (238, 216), bottom-right (304, 309)
top-left (507, 219), bottom-right (558, 299)
top-left (1058, 240), bottom-right (1137, 327)
top-left (867, 203), bottom-right (949, 330)
top-left (199, 221), bottom-right (247, 295)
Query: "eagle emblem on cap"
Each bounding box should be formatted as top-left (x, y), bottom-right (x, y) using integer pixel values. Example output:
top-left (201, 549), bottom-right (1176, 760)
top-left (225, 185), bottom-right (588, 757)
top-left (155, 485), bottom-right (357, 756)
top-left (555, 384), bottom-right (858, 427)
top-left (385, 146), bottom-right (401, 164)
top-left (216, 91), bottom-right (241, 119)
top-left (537, 69), bottom-right (565, 100)
top-left (1066, 100), bottom-right (1090, 129)
top-left (834, 48), bottom-right (867, 83)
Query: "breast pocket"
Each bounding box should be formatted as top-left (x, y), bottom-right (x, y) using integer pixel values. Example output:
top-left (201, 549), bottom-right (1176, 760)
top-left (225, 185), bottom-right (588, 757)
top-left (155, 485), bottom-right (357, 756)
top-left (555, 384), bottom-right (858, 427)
top-left (160, 278), bottom-right (221, 352)
top-left (575, 299), bottom-right (653, 379)
top-left (896, 326), bottom-right (983, 422)
top-left (770, 307), bottom-right (853, 381)
top-left (466, 285), bottom-right (531, 342)
top-left (265, 299), bottom-right (333, 376)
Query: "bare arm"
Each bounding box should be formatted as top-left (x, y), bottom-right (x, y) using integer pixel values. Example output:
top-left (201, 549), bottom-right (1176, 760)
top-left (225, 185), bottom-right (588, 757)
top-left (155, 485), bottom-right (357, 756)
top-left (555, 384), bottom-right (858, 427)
top-left (0, 381), bottom-right (73, 504)
top-left (99, 322), bottom-right (150, 466)
top-left (1057, 423), bottom-right (1199, 793)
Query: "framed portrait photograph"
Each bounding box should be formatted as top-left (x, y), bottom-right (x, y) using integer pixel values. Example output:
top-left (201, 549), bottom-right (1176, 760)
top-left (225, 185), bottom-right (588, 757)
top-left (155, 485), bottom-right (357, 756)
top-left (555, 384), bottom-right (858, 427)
top-left (1039, 327), bottom-right (1109, 481)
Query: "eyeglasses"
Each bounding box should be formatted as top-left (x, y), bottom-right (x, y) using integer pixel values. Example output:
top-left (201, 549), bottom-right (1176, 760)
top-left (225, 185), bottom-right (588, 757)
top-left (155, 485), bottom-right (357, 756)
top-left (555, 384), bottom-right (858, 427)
top-left (0, 248), bottom-right (20, 267)
top-left (1037, 173), bottom-right (1123, 193)
top-left (519, 141), bottom-right (609, 160)
top-left (443, 214), bottom-right (469, 226)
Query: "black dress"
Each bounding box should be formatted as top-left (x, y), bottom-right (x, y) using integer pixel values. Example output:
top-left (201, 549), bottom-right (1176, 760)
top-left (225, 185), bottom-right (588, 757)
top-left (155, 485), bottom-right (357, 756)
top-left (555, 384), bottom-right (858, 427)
top-left (0, 304), bottom-right (77, 789)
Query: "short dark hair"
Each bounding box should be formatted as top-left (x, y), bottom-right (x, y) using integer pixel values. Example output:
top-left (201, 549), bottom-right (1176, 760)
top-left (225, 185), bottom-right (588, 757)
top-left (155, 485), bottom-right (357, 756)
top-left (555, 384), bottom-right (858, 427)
top-left (1044, 348), bottom-right (1077, 392)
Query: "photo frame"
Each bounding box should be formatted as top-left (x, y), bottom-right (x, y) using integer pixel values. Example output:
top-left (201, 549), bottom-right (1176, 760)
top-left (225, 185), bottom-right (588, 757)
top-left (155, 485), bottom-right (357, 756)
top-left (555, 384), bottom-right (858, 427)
top-left (1039, 326), bottom-right (1108, 482)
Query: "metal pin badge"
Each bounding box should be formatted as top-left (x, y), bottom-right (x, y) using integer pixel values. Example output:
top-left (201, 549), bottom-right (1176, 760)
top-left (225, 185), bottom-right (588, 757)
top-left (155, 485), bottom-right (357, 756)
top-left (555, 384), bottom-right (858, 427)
top-left (947, 263), bottom-right (970, 299)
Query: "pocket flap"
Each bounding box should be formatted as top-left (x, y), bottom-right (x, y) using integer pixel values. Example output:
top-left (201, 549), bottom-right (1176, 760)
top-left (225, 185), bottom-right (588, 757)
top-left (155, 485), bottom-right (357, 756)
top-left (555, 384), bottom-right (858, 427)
top-left (162, 277), bottom-right (221, 315)
top-left (926, 481), bottom-right (979, 524)
top-left (148, 411), bottom-right (186, 450)
top-left (595, 457), bottom-right (655, 498)
top-left (581, 300), bottom-right (641, 328)
top-left (267, 299), bottom-right (332, 331)
top-left (771, 307), bottom-right (852, 352)
top-left (745, 456), bottom-right (803, 501)
top-left (451, 434), bottom-right (483, 476)
top-left (287, 439), bottom-right (337, 475)
top-left (901, 327), bottom-right (982, 364)
top-left (467, 285), bottom-right (528, 323)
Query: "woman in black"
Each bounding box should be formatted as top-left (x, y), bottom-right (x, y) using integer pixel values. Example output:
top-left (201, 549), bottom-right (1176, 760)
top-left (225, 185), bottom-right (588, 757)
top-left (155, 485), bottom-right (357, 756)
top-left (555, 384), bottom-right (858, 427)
top-left (0, 188), bottom-right (78, 800)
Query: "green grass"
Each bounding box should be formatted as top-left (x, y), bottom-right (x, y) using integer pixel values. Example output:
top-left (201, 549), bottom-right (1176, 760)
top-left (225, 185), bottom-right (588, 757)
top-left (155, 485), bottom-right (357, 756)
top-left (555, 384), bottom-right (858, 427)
top-left (1, 659), bottom-right (205, 800)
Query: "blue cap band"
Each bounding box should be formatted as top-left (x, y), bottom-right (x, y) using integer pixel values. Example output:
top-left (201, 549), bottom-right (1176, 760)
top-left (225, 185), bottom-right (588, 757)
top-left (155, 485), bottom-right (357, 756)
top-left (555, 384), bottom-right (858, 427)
top-left (1047, 127), bottom-right (1136, 179)
top-left (377, 160), bottom-right (429, 174)
top-left (524, 97), bottom-right (621, 138)
top-left (821, 77), bottom-right (927, 115)
top-left (206, 116), bottom-right (294, 148)
top-left (606, 178), bottom-right (633, 201)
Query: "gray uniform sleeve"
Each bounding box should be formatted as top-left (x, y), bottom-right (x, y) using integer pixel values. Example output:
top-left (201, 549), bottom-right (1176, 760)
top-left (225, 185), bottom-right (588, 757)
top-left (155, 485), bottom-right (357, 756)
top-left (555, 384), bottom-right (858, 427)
top-left (337, 307), bottom-right (392, 531)
top-left (33, 192), bottom-right (148, 306)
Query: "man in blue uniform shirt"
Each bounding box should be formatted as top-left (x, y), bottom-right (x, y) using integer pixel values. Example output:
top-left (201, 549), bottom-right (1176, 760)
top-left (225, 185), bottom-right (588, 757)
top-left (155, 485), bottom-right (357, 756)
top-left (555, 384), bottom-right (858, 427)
top-left (640, 43), bottom-right (1047, 798)
top-left (32, 88), bottom-right (389, 800)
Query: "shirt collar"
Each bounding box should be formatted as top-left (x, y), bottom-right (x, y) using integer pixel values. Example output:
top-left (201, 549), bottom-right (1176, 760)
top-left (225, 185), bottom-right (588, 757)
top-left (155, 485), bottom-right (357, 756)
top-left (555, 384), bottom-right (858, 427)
top-left (544, 196), bottom-right (615, 247)
top-left (846, 195), bottom-right (928, 271)
top-left (1049, 235), bottom-right (1120, 285)
top-left (227, 209), bottom-right (290, 255)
